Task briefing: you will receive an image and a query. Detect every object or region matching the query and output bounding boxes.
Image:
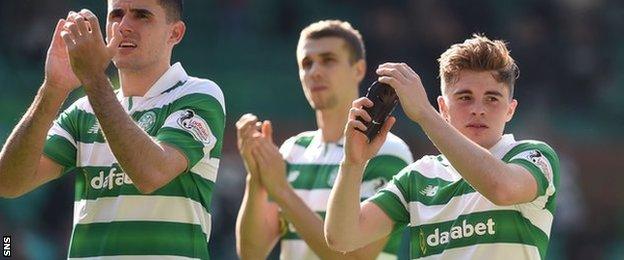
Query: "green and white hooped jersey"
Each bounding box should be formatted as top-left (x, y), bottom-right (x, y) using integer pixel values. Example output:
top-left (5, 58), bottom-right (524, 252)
top-left (370, 134), bottom-right (560, 260)
top-left (43, 63), bottom-right (225, 259)
top-left (278, 130), bottom-right (414, 260)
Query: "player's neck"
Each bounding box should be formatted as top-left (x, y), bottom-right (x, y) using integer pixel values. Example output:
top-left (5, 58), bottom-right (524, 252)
top-left (315, 102), bottom-right (350, 143)
top-left (118, 62), bottom-right (170, 97)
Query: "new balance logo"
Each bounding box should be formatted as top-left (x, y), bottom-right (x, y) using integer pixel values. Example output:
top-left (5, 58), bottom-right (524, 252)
top-left (90, 168), bottom-right (133, 190)
top-left (420, 185), bottom-right (438, 197)
top-left (87, 122), bottom-right (100, 134)
top-left (287, 170), bottom-right (300, 182)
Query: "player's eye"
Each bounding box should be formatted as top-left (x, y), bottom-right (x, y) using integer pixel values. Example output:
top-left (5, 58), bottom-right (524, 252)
top-left (322, 57), bottom-right (336, 64)
top-left (136, 12), bottom-right (149, 19)
top-left (486, 96), bottom-right (499, 102)
top-left (458, 96), bottom-right (471, 101)
top-left (301, 60), bottom-right (312, 69)
top-left (109, 10), bottom-right (124, 20)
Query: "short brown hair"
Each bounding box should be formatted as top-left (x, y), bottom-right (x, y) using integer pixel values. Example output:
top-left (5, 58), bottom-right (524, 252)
top-left (438, 34), bottom-right (519, 98)
top-left (158, 0), bottom-right (183, 22)
top-left (108, 0), bottom-right (183, 22)
top-left (299, 20), bottom-right (365, 64)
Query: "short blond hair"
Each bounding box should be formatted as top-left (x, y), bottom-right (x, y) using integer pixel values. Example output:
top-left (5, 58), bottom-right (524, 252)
top-left (438, 34), bottom-right (519, 97)
top-left (299, 20), bottom-right (365, 64)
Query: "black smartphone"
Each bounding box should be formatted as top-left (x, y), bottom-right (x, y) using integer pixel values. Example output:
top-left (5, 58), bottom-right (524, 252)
top-left (356, 81), bottom-right (399, 141)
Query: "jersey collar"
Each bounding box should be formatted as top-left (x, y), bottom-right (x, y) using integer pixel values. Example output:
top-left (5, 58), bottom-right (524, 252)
top-left (143, 62), bottom-right (189, 98)
top-left (115, 62), bottom-right (189, 101)
top-left (439, 134), bottom-right (516, 180)
top-left (489, 134), bottom-right (516, 158)
top-left (312, 130), bottom-right (346, 148)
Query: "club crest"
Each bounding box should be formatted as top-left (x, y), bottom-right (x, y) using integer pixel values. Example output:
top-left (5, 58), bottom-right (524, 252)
top-left (137, 111), bottom-right (157, 132)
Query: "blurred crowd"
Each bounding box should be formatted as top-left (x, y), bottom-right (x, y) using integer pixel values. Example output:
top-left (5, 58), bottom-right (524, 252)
top-left (0, 0), bottom-right (622, 259)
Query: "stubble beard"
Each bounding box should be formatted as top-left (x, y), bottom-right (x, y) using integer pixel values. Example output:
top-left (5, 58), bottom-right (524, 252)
top-left (310, 95), bottom-right (338, 111)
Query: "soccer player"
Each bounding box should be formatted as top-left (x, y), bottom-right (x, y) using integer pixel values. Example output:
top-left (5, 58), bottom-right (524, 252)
top-left (0, 0), bottom-right (224, 259)
top-left (325, 34), bottom-right (560, 259)
top-left (235, 20), bottom-right (413, 259)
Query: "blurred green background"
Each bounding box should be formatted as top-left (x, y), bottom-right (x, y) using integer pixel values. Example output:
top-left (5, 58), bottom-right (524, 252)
top-left (1, 0), bottom-right (623, 259)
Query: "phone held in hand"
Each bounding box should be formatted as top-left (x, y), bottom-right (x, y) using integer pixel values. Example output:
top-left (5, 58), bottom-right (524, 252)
top-left (356, 81), bottom-right (399, 141)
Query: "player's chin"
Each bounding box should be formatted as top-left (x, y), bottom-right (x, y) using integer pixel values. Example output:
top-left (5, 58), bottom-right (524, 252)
top-left (461, 130), bottom-right (485, 143)
top-left (111, 59), bottom-right (135, 70)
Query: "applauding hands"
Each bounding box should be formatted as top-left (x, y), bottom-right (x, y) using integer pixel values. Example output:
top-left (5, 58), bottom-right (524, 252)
top-left (236, 114), bottom-right (289, 198)
top-left (59, 9), bottom-right (122, 85)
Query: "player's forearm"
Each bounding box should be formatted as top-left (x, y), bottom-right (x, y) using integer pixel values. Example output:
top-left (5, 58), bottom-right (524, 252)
top-left (82, 74), bottom-right (175, 193)
top-left (236, 176), bottom-right (280, 259)
top-left (272, 184), bottom-right (361, 259)
top-left (417, 108), bottom-right (517, 203)
top-left (325, 162), bottom-right (368, 252)
top-left (0, 83), bottom-right (69, 197)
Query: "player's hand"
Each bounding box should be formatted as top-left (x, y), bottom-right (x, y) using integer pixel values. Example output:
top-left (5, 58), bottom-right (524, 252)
top-left (236, 114), bottom-right (262, 178)
top-left (251, 121), bottom-right (289, 198)
top-left (44, 19), bottom-right (81, 92)
top-left (343, 97), bottom-right (396, 167)
top-left (60, 9), bottom-right (122, 85)
top-left (376, 62), bottom-right (433, 123)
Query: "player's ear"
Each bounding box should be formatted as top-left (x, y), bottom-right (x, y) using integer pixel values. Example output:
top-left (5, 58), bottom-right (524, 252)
top-left (169, 21), bottom-right (186, 45)
top-left (437, 95), bottom-right (449, 122)
top-left (505, 99), bottom-right (518, 122)
top-left (354, 59), bottom-right (366, 82)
